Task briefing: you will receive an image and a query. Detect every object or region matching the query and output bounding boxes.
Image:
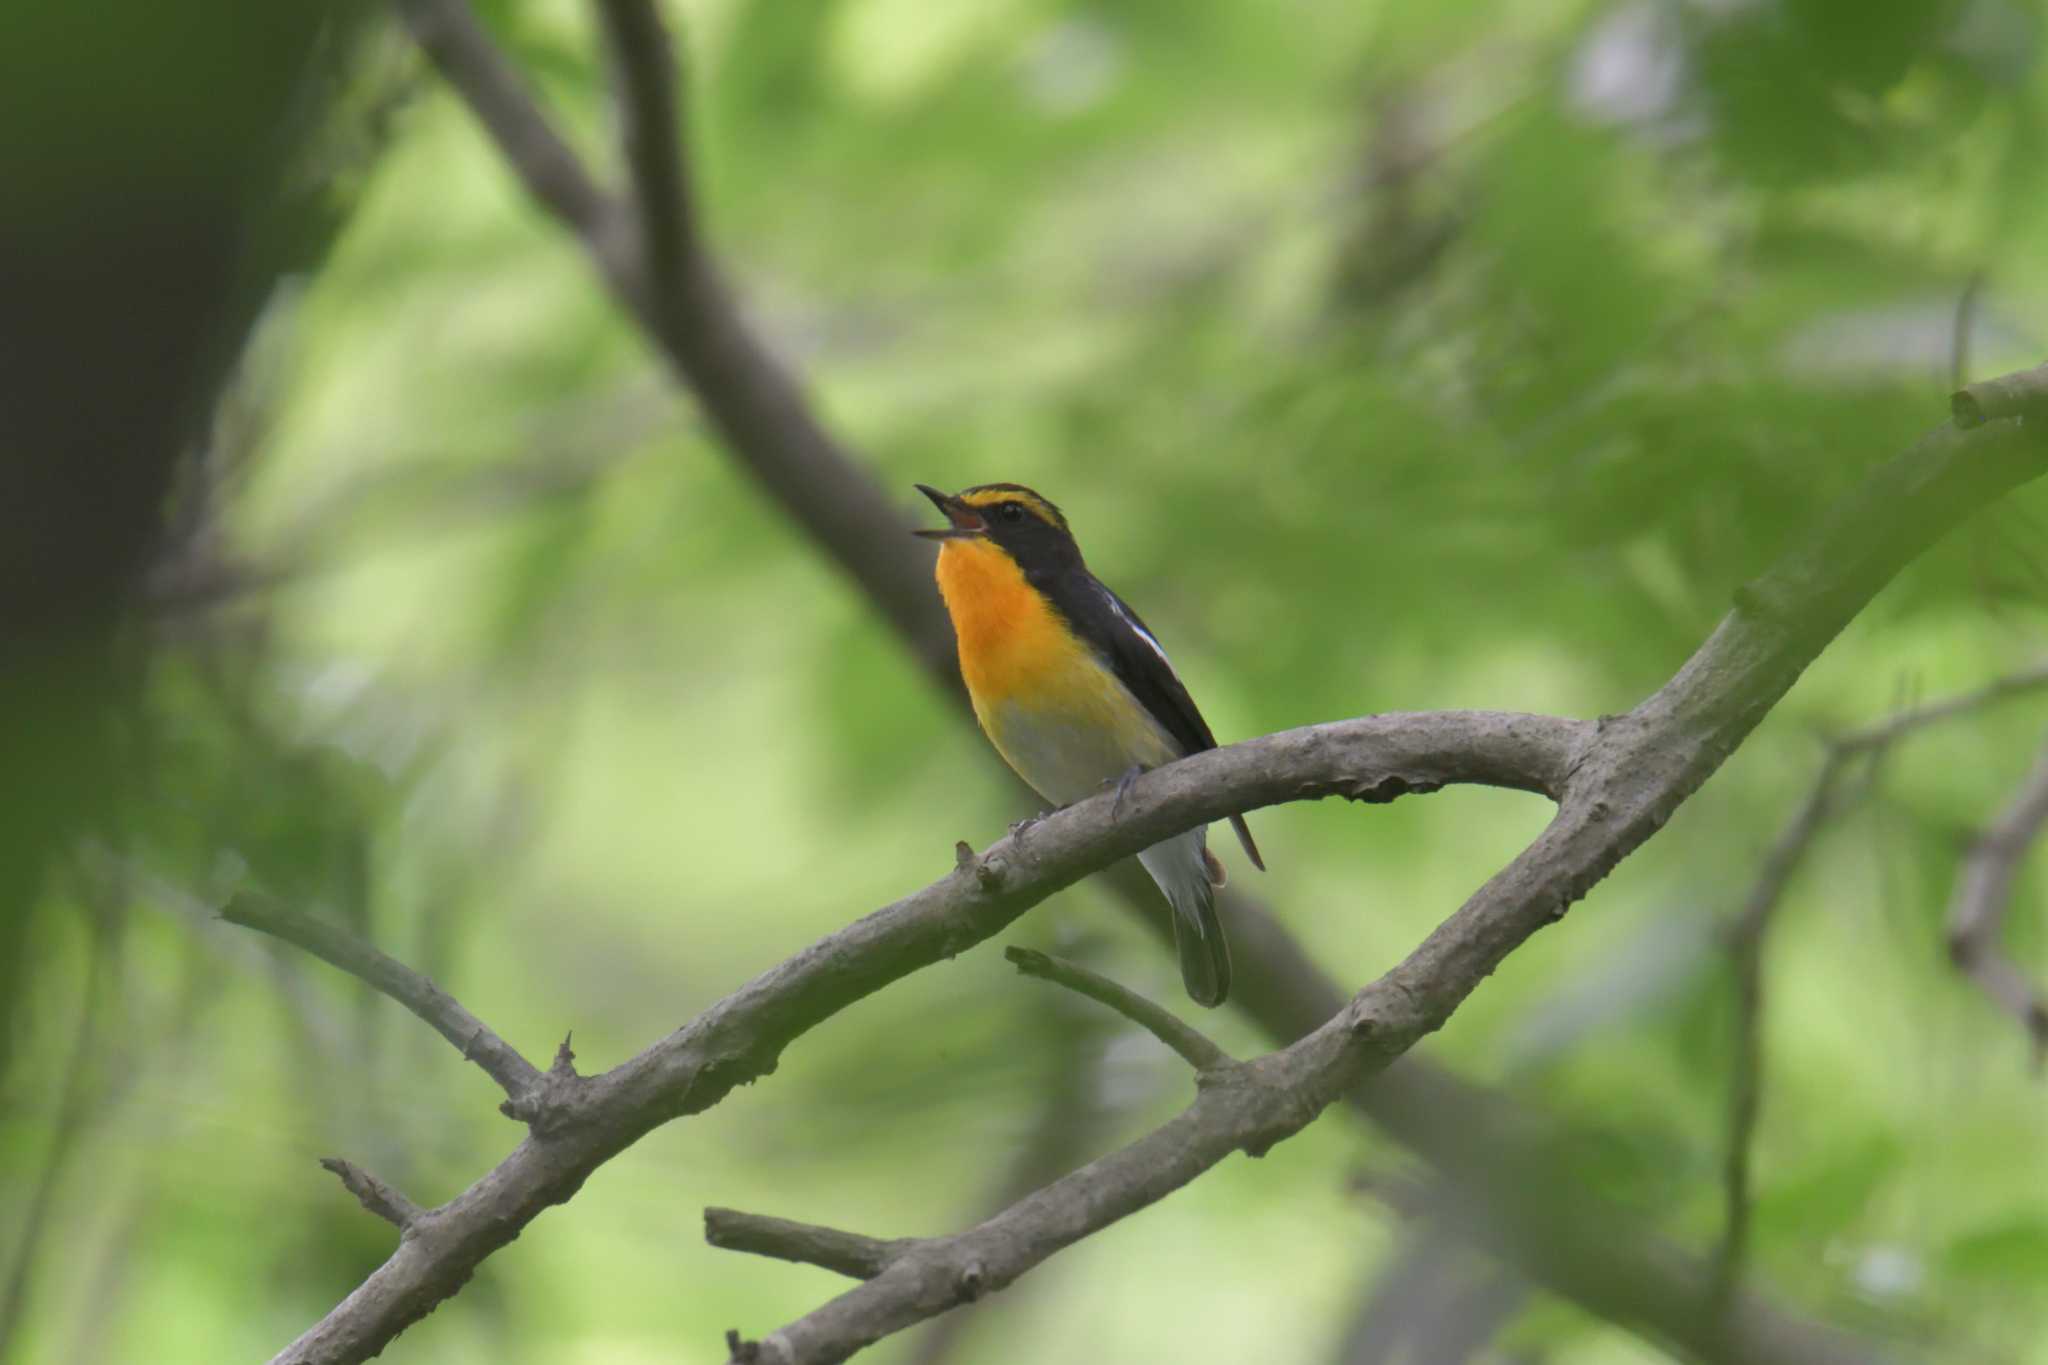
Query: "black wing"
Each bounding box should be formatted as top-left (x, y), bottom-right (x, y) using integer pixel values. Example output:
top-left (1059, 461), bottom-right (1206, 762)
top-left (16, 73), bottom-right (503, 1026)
top-left (1044, 569), bottom-right (1266, 871)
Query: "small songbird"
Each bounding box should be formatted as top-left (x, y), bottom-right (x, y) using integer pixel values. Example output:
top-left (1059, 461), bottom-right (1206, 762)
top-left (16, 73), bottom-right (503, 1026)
top-left (914, 482), bottom-right (1263, 1007)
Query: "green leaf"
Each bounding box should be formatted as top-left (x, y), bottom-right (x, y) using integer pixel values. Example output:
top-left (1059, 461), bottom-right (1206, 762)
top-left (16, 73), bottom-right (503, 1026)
top-left (1752, 1134), bottom-right (1905, 1244)
top-left (1943, 1219), bottom-right (2048, 1287)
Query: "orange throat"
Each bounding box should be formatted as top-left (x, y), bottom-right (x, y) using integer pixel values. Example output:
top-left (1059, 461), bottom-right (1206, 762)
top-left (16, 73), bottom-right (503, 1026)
top-left (933, 538), bottom-right (1074, 707)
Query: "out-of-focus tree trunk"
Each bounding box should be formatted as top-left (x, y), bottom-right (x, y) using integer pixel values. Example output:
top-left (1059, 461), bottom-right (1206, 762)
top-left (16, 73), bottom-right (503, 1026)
top-left (0, 3), bottom-right (364, 1073)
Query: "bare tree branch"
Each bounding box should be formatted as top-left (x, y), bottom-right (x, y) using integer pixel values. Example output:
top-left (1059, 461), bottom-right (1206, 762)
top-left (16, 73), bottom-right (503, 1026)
top-left (398, 0), bottom-right (947, 677)
top-left (591, 0), bottom-right (694, 299)
top-left (1952, 358), bottom-right (2048, 428)
top-left (1714, 760), bottom-right (1845, 1303)
top-left (1003, 947), bottom-right (1230, 1072)
top-left (394, 0), bottom-right (633, 272)
top-left (1946, 735), bottom-right (2048, 1060)
top-left (705, 1209), bottom-right (910, 1281)
top-left (248, 709), bottom-right (1576, 1363)
top-left (1832, 659), bottom-right (2048, 753)
top-left (320, 1158), bottom-right (423, 1233)
top-left (220, 890), bottom-right (543, 1104)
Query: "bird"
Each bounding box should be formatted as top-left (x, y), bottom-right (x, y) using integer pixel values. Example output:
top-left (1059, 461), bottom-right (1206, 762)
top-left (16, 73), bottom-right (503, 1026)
top-left (913, 481), bottom-right (1263, 1007)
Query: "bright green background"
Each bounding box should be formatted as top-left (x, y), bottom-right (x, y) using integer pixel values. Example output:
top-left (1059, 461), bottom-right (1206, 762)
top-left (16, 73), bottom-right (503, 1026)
top-left (7, 0), bottom-right (2048, 1361)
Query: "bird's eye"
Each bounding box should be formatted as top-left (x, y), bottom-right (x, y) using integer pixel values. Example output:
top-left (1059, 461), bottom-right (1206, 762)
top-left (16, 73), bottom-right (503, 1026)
top-left (999, 502), bottom-right (1026, 524)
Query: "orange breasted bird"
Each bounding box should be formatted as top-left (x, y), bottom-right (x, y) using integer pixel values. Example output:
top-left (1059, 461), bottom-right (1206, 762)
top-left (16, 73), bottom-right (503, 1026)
top-left (914, 482), bottom-right (1263, 1007)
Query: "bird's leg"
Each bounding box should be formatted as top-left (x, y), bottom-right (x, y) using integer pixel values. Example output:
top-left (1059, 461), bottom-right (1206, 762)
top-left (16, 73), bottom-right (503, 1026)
top-left (1109, 764), bottom-right (1145, 821)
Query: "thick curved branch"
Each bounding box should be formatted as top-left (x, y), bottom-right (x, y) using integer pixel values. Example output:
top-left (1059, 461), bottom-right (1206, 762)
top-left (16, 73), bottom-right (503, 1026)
top-left (1946, 736), bottom-right (2048, 1059)
top-left (252, 709), bottom-right (1573, 1363)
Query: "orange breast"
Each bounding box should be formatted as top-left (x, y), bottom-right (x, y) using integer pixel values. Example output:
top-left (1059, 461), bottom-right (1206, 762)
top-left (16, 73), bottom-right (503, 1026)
top-left (934, 539), bottom-right (1079, 706)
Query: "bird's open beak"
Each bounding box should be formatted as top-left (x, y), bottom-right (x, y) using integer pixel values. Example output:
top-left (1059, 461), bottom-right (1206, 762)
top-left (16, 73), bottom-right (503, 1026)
top-left (912, 484), bottom-right (986, 540)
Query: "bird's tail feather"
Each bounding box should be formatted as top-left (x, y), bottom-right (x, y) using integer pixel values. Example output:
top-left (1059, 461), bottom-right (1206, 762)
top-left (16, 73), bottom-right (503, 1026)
top-left (1139, 830), bottom-right (1231, 1008)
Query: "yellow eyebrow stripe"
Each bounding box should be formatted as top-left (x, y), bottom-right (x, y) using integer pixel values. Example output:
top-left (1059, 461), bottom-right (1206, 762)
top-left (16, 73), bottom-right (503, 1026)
top-left (958, 487), bottom-right (1065, 529)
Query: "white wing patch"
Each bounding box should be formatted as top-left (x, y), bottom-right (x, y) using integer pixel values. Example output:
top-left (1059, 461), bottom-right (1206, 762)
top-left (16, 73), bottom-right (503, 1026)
top-left (1103, 586), bottom-right (1177, 676)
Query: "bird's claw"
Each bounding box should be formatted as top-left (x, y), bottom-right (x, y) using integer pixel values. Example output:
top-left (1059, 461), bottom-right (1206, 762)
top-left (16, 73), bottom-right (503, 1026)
top-left (1109, 765), bottom-right (1145, 821)
top-left (1009, 811), bottom-right (1049, 837)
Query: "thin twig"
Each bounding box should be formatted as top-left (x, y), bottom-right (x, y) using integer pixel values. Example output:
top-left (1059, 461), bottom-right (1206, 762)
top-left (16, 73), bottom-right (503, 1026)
top-left (1726, 760), bottom-right (1847, 946)
top-left (221, 890), bottom-right (543, 1103)
top-left (320, 1158), bottom-right (424, 1232)
top-left (1946, 736), bottom-right (2048, 1062)
top-left (704, 1209), bottom-right (911, 1281)
top-left (1714, 759), bottom-right (1844, 1302)
top-left (1832, 660), bottom-right (2048, 754)
top-left (1003, 947), bottom-right (1231, 1071)
top-left (1951, 270), bottom-right (1985, 396)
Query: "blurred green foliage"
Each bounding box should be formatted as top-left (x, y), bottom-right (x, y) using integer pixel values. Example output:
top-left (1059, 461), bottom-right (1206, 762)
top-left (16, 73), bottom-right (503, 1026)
top-left (5, 0), bottom-right (2048, 1361)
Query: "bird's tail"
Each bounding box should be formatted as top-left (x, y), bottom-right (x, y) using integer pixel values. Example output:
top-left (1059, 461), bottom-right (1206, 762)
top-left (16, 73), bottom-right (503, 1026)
top-left (1138, 828), bottom-right (1231, 1008)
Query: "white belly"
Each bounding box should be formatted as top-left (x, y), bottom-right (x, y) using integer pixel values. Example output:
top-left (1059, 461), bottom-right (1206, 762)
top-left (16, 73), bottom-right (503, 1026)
top-left (983, 695), bottom-right (1180, 808)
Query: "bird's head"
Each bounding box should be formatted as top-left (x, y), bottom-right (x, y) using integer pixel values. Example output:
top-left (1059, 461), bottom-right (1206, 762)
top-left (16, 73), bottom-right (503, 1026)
top-left (914, 483), bottom-right (1082, 572)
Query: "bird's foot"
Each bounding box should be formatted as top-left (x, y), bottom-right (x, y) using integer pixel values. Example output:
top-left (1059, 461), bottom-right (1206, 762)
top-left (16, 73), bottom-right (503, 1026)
top-left (1108, 765), bottom-right (1145, 821)
top-left (1009, 811), bottom-right (1051, 837)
